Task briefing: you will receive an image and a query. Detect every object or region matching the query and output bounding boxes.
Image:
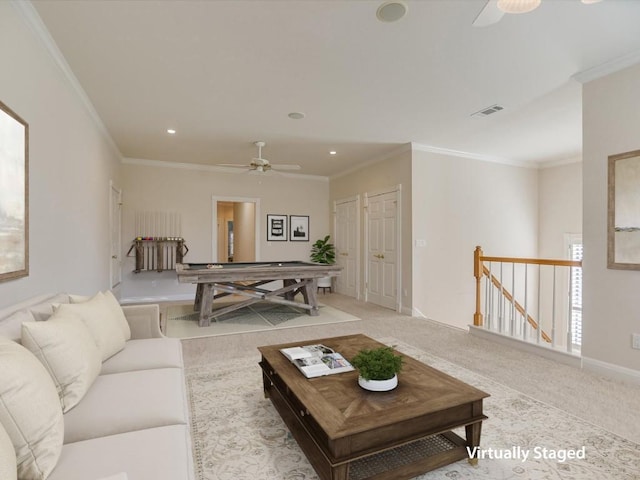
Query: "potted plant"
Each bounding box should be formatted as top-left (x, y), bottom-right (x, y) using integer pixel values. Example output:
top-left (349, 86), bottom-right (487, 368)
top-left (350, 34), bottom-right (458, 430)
top-left (350, 346), bottom-right (403, 391)
top-left (310, 235), bottom-right (336, 290)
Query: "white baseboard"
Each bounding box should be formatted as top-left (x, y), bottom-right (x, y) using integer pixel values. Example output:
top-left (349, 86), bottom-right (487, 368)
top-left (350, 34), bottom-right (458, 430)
top-left (402, 305), bottom-right (422, 316)
top-left (469, 325), bottom-right (582, 369)
top-left (120, 294), bottom-right (195, 305)
top-left (582, 356), bottom-right (640, 386)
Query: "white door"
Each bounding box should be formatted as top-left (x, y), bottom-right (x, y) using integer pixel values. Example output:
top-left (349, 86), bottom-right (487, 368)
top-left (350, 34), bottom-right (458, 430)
top-left (110, 183), bottom-right (122, 289)
top-left (334, 197), bottom-right (359, 298)
top-left (366, 190), bottom-right (398, 310)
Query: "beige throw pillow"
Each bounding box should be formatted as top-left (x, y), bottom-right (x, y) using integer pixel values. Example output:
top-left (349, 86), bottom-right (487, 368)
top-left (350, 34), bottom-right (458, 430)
top-left (70, 291), bottom-right (131, 341)
top-left (102, 290), bottom-right (132, 341)
top-left (56, 293), bottom-right (125, 361)
top-left (0, 337), bottom-right (64, 480)
top-left (0, 421), bottom-right (17, 480)
top-left (22, 312), bottom-right (102, 412)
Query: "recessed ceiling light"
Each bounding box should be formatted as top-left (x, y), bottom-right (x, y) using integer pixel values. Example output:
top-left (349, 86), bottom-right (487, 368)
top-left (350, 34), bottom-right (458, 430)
top-left (167, 129), bottom-right (176, 134)
top-left (288, 112), bottom-right (305, 120)
top-left (376, 1), bottom-right (408, 22)
top-left (329, 151), bottom-right (337, 155)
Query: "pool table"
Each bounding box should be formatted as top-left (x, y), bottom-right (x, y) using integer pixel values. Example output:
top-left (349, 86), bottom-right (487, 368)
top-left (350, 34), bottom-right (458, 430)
top-left (175, 261), bottom-right (343, 326)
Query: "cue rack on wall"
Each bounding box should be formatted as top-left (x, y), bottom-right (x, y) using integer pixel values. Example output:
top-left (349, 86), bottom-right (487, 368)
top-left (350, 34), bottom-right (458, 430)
top-left (127, 237), bottom-right (188, 273)
top-left (127, 211), bottom-right (188, 273)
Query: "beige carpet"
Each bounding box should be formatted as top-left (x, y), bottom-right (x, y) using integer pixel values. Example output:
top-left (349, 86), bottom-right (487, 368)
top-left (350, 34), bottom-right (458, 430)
top-left (165, 302), bottom-right (360, 339)
top-left (185, 337), bottom-right (640, 480)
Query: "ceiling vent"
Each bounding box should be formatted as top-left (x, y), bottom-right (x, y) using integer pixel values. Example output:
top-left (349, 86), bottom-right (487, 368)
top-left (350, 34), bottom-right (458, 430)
top-left (471, 104), bottom-right (505, 117)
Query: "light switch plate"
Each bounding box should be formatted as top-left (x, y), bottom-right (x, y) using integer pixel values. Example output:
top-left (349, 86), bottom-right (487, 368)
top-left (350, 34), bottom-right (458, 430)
top-left (632, 333), bottom-right (640, 350)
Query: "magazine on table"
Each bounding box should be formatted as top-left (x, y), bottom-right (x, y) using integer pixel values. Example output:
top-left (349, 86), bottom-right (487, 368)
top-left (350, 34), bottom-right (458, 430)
top-left (280, 344), bottom-right (355, 378)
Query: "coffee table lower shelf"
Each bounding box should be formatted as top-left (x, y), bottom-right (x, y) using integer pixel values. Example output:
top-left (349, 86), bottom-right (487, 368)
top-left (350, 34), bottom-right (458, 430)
top-left (266, 375), bottom-right (472, 480)
top-left (349, 432), bottom-right (468, 480)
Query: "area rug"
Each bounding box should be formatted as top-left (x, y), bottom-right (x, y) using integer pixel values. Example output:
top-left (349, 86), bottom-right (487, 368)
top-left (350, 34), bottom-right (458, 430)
top-left (185, 337), bottom-right (640, 480)
top-left (166, 302), bottom-right (360, 339)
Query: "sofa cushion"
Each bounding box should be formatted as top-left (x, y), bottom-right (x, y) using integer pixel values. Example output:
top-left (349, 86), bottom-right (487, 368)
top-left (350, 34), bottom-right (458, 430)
top-left (56, 293), bottom-right (125, 361)
top-left (0, 421), bottom-right (17, 480)
top-left (63, 368), bottom-right (188, 444)
top-left (71, 291), bottom-right (131, 341)
top-left (0, 309), bottom-right (34, 343)
top-left (21, 311), bottom-right (101, 413)
top-left (0, 337), bottom-right (64, 480)
top-left (48, 425), bottom-right (193, 480)
top-left (100, 338), bottom-right (183, 375)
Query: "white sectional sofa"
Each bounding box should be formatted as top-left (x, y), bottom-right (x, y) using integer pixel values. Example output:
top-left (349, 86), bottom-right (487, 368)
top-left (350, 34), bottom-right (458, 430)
top-left (0, 293), bottom-right (195, 480)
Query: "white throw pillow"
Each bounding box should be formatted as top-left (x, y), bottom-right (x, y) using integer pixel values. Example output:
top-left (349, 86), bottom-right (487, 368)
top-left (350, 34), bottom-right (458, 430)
top-left (21, 312), bottom-right (102, 413)
top-left (56, 293), bottom-right (125, 361)
top-left (102, 290), bottom-right (132, 341)
top-left (0, 421), bottom-right (17, 480)
top-left (70, 291), bottom-right (131, 341)
top-left (0, 337), bottom-right (64, 480)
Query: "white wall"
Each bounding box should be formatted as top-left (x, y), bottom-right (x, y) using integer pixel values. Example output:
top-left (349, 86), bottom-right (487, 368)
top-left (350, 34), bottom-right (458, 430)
top-left (329, 147), bottom-right (413, 311)
top-left (411, 148), bottom-right (539, 329)
top-left (583, 63), bottom-right (640, 375)
top-left (0, 3), bottom-right (122, 309)
top-left (538, 161), bottom-right (583, 258)
top-left (120, 162), bottom-right (329, 301)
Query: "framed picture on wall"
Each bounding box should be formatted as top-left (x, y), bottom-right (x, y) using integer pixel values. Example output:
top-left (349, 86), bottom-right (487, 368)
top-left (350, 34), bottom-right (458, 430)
top-left (267, 214), bottom-right (287, 241)
top-left (608, 149), bottom-right (640, 270)
top-left (0, 101), bottom-right (29, 282)
top-left (289, 215), bottom-right (309, 242)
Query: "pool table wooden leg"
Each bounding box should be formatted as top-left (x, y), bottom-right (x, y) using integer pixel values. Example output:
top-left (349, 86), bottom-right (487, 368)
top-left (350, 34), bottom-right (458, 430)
top-left (194, 283), bottom-right (204, 312)
top-left (302, 278), bottom-right (319, 316)
top-left (199, 283), bottom-right (215, 327)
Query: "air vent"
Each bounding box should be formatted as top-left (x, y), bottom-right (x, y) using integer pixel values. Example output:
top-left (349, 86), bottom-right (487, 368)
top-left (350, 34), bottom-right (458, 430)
top-left (471, 104), bottom-right (505, 117)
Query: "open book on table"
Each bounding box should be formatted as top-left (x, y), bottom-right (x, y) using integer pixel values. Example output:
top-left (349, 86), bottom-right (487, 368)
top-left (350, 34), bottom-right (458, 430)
top-left (280, 344), bottom-right (355, 378)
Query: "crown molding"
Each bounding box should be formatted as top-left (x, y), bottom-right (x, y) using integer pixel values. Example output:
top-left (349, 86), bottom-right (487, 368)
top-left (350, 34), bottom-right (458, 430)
top-left (538, 155), bottom-right (582, 169)
top-left (411, 143), bottom-right (537, 168)
top-left (330, 143), bottom-right (412, 180)
top-left (11, 0), bottom-right (122, 159)
top-left (123, 157), bottom-right (329, 182)
top-left (572, 49), bottom-right (640, 85)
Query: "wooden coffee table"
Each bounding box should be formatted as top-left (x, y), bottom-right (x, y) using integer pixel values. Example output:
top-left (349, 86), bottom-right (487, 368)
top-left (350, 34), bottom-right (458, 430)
top-left (258, 334), bottom-right (489, 480)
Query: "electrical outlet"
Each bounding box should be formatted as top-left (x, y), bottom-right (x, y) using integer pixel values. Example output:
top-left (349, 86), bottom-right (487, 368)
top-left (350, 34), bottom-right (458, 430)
top-left (632, 333), bottom-right (640, 350)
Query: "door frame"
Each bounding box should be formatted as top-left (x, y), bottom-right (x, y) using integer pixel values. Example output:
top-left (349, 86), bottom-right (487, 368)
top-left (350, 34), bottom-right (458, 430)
top-left (364, 184), bottom-right (402, 312)
top-left (333, 194), bottom-right (361, 300)
top-left (109, 181), bottom-right (122, 291)
top-left (211, 195), bottom-right (261, 262)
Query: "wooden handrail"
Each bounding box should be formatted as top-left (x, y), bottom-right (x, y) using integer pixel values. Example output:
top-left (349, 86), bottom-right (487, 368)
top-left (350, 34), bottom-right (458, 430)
top-left (481, 256), bottom-right (581, 268)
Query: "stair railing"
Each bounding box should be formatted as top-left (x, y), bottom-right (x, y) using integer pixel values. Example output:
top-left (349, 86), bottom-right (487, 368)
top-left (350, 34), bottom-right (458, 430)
top-left (474, 246), bottom-right (582, 353)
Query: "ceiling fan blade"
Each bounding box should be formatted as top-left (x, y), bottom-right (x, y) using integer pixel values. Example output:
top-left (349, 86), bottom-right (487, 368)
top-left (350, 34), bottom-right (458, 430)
top-left (217, 164), bottom-right (253, 168)
top-left (473, 0), bottom-right (505, 27)
top-left (271, 164), bottom-right (301, 171)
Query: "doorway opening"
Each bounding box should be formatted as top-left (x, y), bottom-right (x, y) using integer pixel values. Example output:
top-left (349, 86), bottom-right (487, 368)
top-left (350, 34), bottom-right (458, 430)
top-left (212, 197), bottom-right (260, 263)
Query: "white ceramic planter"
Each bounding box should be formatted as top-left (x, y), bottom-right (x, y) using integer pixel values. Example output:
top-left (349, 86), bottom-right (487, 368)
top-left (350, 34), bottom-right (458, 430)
top-left (358, 374), bottom-right (398, 392)
top-left (317, 276), bottom-right (332, 288)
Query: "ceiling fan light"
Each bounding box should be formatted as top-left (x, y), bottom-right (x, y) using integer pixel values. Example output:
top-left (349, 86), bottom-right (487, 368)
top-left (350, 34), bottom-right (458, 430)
top-left (581, 0), bottom-right (602, 4)
top-left (497, 0), bottom-right (541, 14)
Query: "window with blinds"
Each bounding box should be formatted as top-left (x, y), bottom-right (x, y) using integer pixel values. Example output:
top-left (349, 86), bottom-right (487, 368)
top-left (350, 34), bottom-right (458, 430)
top-left (569, 242), bottom-right (583, 347)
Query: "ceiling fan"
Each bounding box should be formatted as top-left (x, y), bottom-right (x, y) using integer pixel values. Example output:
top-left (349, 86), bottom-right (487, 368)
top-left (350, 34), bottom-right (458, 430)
top-left (217, 141), bottom-right (302, 174)
top-left (473, 0), bottom-right (603, 27)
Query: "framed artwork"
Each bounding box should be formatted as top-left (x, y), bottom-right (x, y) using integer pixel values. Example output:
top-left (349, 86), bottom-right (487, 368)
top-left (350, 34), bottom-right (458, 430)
top-left (290, 215), bottom-right (309, 242)
top-left (608, 149), bottom-right (640, 269)
top-left (267, 214), bottom-right (287, 241)
top-left (0, 101), bottom-right (29, 282)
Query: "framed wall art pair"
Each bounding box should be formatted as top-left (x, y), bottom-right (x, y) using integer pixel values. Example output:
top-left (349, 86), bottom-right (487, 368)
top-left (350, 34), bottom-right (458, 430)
top-left (266, 214), bottom-right (309, 242)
